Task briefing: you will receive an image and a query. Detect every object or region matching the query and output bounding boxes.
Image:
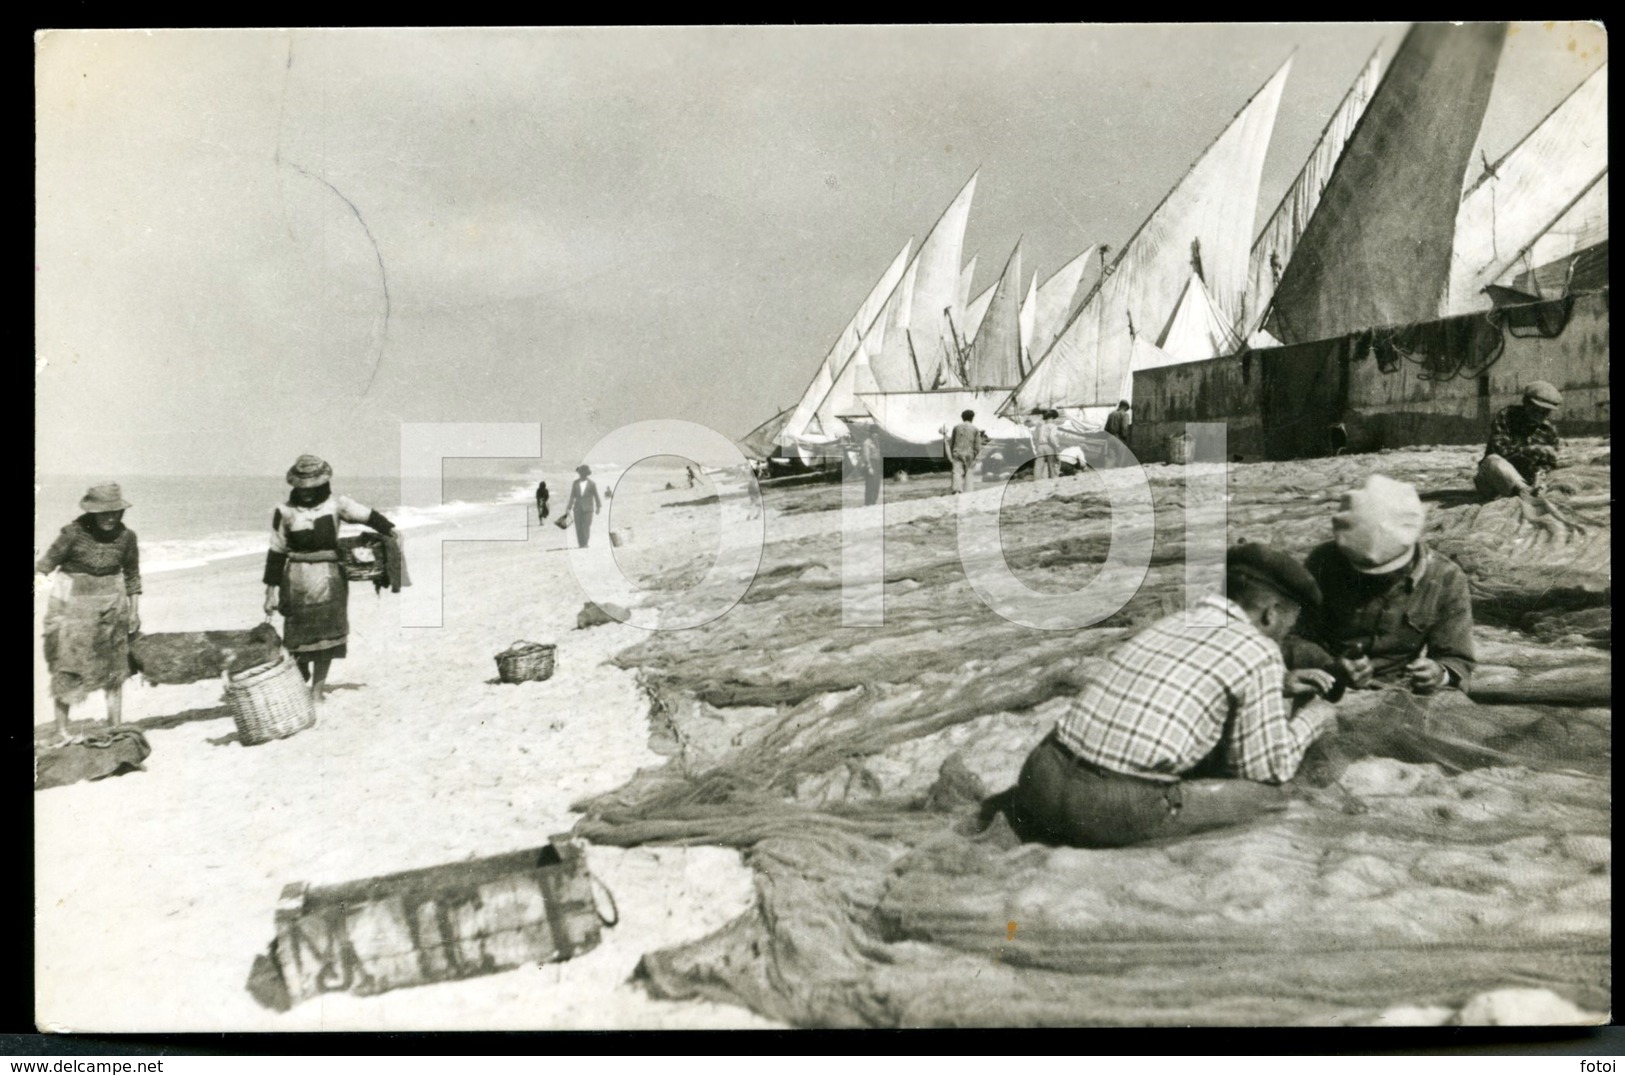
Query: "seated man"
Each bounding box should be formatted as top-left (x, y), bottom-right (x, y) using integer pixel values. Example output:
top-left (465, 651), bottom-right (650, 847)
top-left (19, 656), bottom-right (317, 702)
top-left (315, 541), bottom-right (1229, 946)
top-left (1009, 544), bottom-right (1339, 848)
top-left (1282, 474), bottom-right (1476, 694)
top-left (1475, 381), bottom-right (1562, 499)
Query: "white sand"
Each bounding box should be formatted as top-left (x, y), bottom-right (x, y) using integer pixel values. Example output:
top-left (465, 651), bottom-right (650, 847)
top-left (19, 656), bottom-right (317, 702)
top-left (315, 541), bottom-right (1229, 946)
top-left (33, 484), bottom-right (782, 1031)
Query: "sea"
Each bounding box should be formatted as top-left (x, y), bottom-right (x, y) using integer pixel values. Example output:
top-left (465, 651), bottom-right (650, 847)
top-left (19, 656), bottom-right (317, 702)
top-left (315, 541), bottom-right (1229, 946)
top-left (35, 463), bottom-right (582, 575)
top-left (36, 454), bottom-right (725, 575)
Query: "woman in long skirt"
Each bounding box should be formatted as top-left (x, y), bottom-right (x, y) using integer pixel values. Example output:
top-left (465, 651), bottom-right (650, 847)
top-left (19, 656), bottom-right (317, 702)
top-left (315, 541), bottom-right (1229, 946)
top-left (567, 465), bottom-right (602, 548)
top-left (262, 455), bottom-right (397, 702)
top-left (36, 483), bottom-right (142, 745)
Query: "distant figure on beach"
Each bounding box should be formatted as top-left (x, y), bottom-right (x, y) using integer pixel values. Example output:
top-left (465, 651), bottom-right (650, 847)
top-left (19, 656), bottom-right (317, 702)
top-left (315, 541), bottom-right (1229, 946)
top-left (946, 409), bottom-right (988, 495)
top-left (1103, 400), bottom-right (1132, 468)
top-left (567, 465), bottom-right (602, 548)
top-left (745, 471), bottom-right (763, 520)
top-left (1032, 409), bottom-right (1062, 480)
top-left (1007, 544), bottom-right (1338, 848)
top-left (263, 455), bottom-right (399, 703)
top-left (535, 481), bottom-right (550, 523)
top-left (1282, 475), bottom-right (1476, 695)
top-left (1476, 381), bottom-right (1563, 500)
top-left (686, 465), bottom-right (698, 489)
top-left (858, 426), bottom-right (884, 506)
top-left (36, 483), bottom-right (143, 746)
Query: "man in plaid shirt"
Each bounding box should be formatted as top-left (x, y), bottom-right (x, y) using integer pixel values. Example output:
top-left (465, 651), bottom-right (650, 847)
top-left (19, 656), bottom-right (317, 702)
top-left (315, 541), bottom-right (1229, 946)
top-left (1009, 543), bottom-right (1340, 848)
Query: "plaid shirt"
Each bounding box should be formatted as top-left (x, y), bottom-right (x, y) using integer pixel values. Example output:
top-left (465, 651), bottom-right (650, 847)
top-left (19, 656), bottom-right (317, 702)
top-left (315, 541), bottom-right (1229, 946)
top-left (1056, 595), bottom-right (1328, 785)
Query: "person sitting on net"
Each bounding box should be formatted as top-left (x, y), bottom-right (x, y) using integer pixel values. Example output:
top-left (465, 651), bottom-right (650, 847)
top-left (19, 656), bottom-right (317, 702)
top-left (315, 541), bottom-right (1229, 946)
top-left (1281, 474), bottom-right (1476, 695)
top-left (1475, 381), bottom-right (1563, 500)
top-left (1008, 543), bottom-right (1339, 848)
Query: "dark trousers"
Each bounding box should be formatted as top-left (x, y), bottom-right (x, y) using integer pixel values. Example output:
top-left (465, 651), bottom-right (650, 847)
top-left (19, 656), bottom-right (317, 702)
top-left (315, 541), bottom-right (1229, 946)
top-left (864, 472), bottom-right (882, 507)
top-left (1009, 733), bottom-right (1287, 848)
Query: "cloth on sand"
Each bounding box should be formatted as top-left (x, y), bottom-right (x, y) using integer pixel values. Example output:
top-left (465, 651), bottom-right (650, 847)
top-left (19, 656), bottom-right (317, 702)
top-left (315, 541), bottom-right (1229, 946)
top-left (36, 727), bottom-right (152, 791)
top-left (42, 573), bottom-right (133, 705)
top-left (129, 622), bottom-right (284, 685)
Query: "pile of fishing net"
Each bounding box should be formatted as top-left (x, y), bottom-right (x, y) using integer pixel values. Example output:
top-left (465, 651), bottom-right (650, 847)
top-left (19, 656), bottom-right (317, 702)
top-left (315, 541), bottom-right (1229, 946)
top-left (574, 441), bottom-right (1609, 1026)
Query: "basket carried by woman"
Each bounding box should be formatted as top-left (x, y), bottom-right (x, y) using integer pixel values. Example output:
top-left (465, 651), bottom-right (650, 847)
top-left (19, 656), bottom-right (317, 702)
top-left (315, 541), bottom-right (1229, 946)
top-left (225, 646), bottom-right (317, 746)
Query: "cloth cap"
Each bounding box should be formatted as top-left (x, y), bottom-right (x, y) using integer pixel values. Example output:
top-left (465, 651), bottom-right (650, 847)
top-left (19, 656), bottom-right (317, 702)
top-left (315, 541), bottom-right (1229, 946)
top-left (1332, 474), bottom-right (1425, 574)
top-left (1523, 381), bottom-right (1563, 409)
top-left (1226, 542), bottom-right (1321, 610)
top-left (286, 454), bottom-right (333, 488)
top-left (79, 482), bottom-right (132, 513)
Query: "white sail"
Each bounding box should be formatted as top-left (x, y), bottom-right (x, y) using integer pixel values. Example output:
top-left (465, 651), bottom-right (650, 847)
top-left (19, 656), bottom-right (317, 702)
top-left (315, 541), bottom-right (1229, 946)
top-left (965, 242), bottom-right (1025, 389)
top-left (963, 284), bottom-right (996, 342)
top-left (870, 174), bottom-right (978, 391)
top-left (1442, 62), bottom-right (1608, 316)
top-left (1017, 272), bottom-right (1038, 371)
top-left (1007, 59), bottom-right (1291, 414)
top-left (958, 255), bottom-right (979, 313)
top-left (1155, 272), bottom-right (1243, 362)
top-left (1031, 248), bottom-right (1094, 359)
top-left (1506, 169), bottom-right (1609, 290)
top-left (780, 240), bottom-right (912, 444)
top-left (856, 389), bottom-right (1027, 449)
top-left (1244, 51), bottom-right (1382, 336)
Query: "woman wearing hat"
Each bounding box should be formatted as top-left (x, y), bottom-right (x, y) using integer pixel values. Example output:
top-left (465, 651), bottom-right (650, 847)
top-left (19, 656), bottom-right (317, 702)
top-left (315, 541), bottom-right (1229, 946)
top-left (565, 465), bottom-right (602, 548)
top-left (35, 483), bottom-right (143, 745)
top-left (262, 455), bottom-right (398, 702)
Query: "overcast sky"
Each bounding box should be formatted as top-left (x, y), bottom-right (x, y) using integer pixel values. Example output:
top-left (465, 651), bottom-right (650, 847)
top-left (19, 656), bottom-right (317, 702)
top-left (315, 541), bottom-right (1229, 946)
top-left (35, 23), bottom-right (1606, 477)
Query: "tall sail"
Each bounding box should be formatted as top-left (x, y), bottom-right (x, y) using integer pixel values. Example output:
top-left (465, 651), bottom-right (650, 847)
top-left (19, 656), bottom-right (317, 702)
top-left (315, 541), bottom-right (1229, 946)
top-left (964, 284), bottom-right (996, 342)
top-left (869, 173), bottom-right (978, 391)
top-left (1442, 62), bottom-right (1608, 316)
top-left (958, 255), bottom-right (979, 313)
top-left (965, 242), bottom-right (1025, 389)
top-left (1017, 272), bottom-right (1038, 371)
top-left (1031, 248), bottom-right (1094, 359)
top-left (738, 407), bottom-right (794, 461)
top-left (1007, 58), bottom-right (1290, 414)
top-left (1157, 272), bottom-right (1244, 362)
top-left (1244, 50), bottom-right (1382, 337)
top-left (1267, 23), bottom-right (1506, 343)
top-left (779, 241), bottom-right (912, 446)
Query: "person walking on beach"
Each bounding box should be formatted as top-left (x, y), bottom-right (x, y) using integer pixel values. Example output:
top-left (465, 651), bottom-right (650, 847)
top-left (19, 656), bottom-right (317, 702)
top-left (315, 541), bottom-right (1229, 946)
top-left (35, 483), bottom-right (143, 745)
top-left (1475, 381), bottom-right (1563, 500)
top-left (1007, 543), bottom-right (1338, 848)
top-left (946, 409), bottom-right (988, 494)
top-left (535, 480), bottom-right (550, 523)
top-left (1032, 410), bottom-right (1062, 480)
top-left (263, 455), bottom-right (399, 703)
top-left (859, 426), bottom-right (885, 507)
top-left (686, 465), bottom-right (698, 489)
top-left (1103, 400), bottom-right (1132, 468)
top-left (567, 465), bottom-right (603, 548)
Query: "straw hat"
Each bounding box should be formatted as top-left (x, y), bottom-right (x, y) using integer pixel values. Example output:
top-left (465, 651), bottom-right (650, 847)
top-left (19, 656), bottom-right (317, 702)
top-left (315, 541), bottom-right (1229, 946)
top-left (576, 465), bottom-right (592, 477)
top-left (79, 482), bottom-right (131, 514)
top-left (1523, 381), bottom-right (1563, 410)
top-left (286, 454), bottom-right (333, 488)
top-left (1332, 474), bottom-right (1425, 575)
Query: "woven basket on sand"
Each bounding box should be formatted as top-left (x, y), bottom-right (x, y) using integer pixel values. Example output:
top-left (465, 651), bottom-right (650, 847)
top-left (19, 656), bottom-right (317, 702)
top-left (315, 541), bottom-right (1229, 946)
top-left (226, 651), bottom-right (316, 746)
top-left (495, 641), bottom-right (557, 684)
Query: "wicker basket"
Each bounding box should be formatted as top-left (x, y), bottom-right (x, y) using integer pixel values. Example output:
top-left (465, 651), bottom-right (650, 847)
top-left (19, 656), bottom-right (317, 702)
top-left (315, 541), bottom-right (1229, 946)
top-left (495, 641), bottom-right (557, 684)
top-left (338, 535), bottom-right (386, 583)
top-left (226, 651), bottom-right (317, 746)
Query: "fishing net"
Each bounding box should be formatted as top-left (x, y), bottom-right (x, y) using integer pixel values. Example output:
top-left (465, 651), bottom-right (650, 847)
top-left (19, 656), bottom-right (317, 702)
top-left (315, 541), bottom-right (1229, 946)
top-left (573, 442), bottom-right (1610, 1026)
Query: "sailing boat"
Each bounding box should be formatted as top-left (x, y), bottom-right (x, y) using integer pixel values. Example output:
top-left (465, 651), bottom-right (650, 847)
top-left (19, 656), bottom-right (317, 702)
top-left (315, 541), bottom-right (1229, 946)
top-left (792, 173), bottom-right (980, 457)
top-left (1242, 49), bottom-right (1383, 344)
top-left (774, 240), bottom-right (913, 464)
top-left (1441, 61), bottom-right (1607, 316)
top-left (1501, 168), bottom-right (1609, 297)
top-left (1003, 58), bottom-right (1292, 424)
top-left (1265, 23), bottom-right (1507, 344)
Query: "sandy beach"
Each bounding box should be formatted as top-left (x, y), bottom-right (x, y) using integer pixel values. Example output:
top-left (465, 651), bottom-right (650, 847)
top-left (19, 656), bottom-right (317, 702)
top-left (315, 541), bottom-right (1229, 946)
top-left (34, 475), bottom-right (784, 1031)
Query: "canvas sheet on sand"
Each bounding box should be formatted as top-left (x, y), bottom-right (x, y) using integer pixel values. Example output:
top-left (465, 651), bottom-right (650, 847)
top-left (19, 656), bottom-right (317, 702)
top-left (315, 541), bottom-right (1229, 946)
top-left (573, 444), bottom-right (1610, 1027)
